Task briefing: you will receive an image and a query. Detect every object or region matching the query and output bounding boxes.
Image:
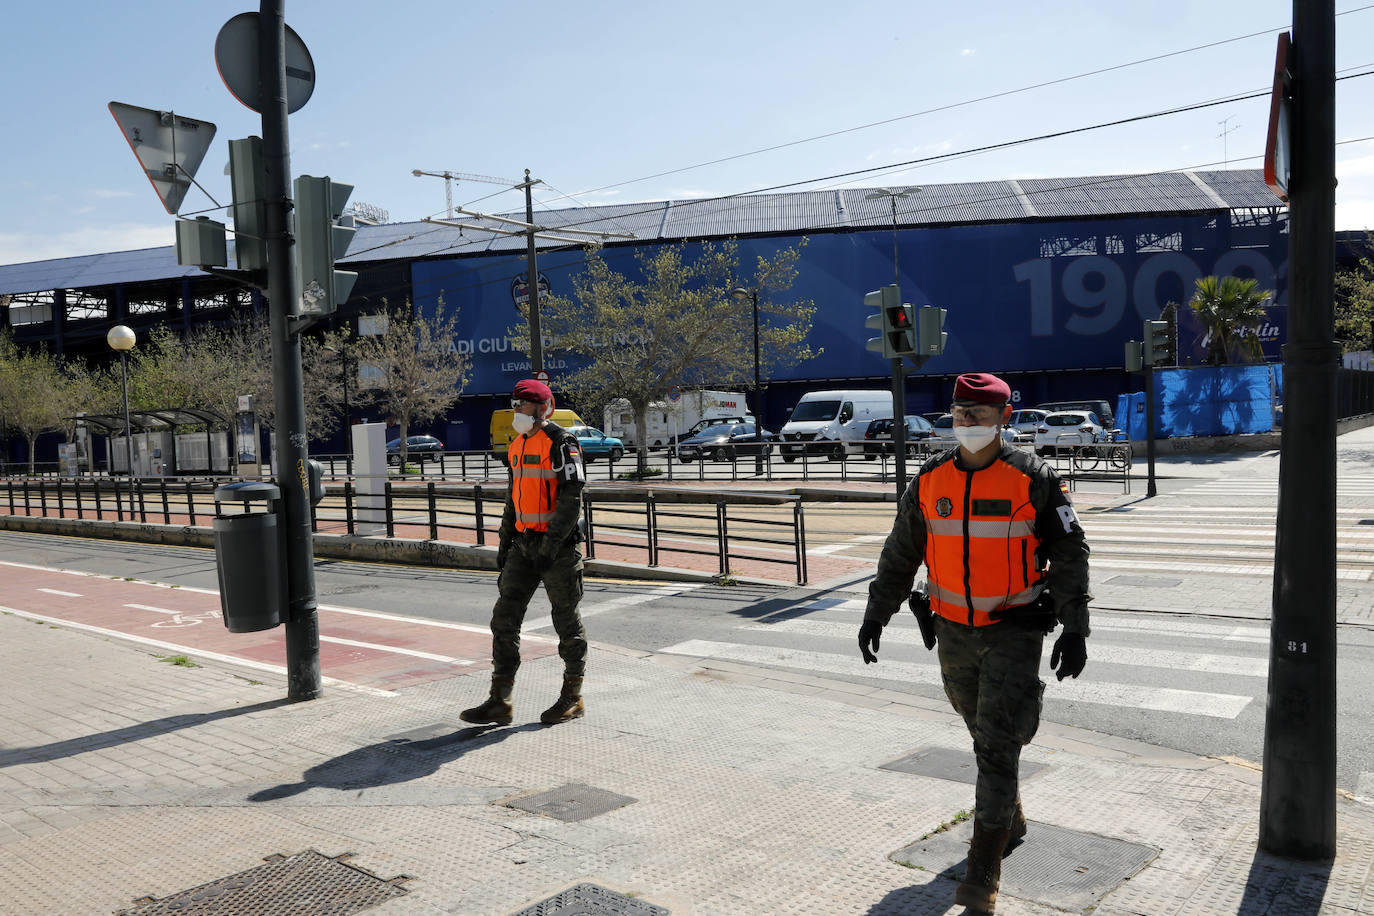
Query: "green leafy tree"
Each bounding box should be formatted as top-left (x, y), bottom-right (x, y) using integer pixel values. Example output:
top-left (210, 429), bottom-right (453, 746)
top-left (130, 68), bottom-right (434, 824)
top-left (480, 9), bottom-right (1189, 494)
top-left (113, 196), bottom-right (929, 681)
top-left (1187, 275), bottom-right (1273, 365)
top-left (352, 298), bottom-right (470, 469)
top-left (1336, 247), bottom-right (1374, 353)
top-left (518, 240), bottom-right (820, 468)
top-left (0, 343), bottom-right (72, 473)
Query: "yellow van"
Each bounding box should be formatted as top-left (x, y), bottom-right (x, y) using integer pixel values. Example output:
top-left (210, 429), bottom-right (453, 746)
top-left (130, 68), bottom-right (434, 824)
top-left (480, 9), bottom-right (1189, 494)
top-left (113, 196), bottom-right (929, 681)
top-left (490, 408), bottom-right (585, 462)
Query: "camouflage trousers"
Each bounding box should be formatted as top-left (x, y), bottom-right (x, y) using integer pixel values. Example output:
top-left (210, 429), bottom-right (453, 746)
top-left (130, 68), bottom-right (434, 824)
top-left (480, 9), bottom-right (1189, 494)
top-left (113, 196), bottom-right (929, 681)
top-left (489, 532), bottom-right (587, 679)
top-left (933, 615), bottom-right (1046, 828)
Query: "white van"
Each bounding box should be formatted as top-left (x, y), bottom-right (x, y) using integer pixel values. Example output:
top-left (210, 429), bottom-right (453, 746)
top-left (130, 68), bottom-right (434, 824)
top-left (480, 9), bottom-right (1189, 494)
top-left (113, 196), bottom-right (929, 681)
top-left (779, 389), bottom-right (893, 460)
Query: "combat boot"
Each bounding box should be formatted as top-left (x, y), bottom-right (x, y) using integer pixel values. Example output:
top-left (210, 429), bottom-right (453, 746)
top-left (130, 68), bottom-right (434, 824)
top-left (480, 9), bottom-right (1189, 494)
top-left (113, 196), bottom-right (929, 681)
top-left (459, 676), bottom-right (514, 725)
top-left (954, 820), bottom-right (1012, 913)
top-left (540, 676), bottom-right (585, 725)
top-left (1009, 800), bottom-right (1027, 846)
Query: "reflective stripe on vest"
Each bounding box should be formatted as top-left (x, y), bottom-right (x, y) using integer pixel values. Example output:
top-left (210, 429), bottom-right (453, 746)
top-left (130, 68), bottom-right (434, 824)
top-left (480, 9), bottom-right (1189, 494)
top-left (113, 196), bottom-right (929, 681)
top-left (920, 456), bottom-right (1046, 626)
top-left (510, 429), bottom-right (558, 532)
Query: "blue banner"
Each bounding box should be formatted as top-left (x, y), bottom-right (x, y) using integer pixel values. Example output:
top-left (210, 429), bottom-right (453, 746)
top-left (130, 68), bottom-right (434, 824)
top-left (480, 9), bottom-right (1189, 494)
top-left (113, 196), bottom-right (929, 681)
top-left (412, 214), bottom-right (1286, 395)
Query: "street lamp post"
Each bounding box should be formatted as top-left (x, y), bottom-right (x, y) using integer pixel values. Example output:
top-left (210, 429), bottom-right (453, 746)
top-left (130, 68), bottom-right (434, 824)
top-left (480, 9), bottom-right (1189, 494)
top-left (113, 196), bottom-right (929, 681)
top-left (730, 286), bottom-right (765, 475)
top-left (865, 188), bottom-right (919, 494)
top-left (106, 325), bottom-right (136, 478)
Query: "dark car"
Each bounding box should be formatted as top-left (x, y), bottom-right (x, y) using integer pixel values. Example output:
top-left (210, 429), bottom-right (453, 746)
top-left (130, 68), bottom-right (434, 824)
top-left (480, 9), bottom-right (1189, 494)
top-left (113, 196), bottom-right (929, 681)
top-left (675, 422), bottom-right (776, 462)
top-left (920, 411), bottom-right (947, 425)
top-left (863, 416), bottom-right (935, 456)
top-left (386, 434), bottom-right (444, 465)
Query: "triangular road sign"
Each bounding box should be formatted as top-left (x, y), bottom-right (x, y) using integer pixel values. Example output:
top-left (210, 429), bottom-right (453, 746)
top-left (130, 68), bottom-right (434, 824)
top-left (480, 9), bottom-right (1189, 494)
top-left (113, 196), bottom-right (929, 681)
top-left (108, 102), bottom-right (217, 215)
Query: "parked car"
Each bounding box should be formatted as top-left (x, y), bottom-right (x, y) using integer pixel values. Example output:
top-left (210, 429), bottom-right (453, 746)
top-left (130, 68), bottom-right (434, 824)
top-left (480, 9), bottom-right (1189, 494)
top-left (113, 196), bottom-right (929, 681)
top-left (920, 411), bottom-right (947, 425)
top-left (1035, 399), bottom-right (1114, 431)
top-left (1034, 411), bottom-right (1105, 456)
top-left (676, 415), bottom-right (753, 444)
top-left (565, 426), bottom-right (625, 462)
top-left (386, 435), bottom-right (444, 465)
top-left (1007, 408), bottom-right (1049, 443)
top-left (862, 415), bottom-right (936, 456)
top-left (675, 422), bottom-right (776, 462)
top-left (929, 413), bottom-right (957, 445)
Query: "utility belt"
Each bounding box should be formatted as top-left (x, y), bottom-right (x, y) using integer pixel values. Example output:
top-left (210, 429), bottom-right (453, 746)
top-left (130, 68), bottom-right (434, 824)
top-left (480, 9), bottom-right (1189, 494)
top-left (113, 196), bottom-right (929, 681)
top-left (910, 584), bottom-right (1056, 637)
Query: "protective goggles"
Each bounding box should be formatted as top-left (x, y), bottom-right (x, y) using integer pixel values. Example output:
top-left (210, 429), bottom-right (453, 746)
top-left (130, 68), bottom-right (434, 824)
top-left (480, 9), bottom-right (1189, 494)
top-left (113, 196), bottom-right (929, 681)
top-left (949, 404), bottom-right (1005, 422)
top-left (511, 398), bottom-right (545, 409)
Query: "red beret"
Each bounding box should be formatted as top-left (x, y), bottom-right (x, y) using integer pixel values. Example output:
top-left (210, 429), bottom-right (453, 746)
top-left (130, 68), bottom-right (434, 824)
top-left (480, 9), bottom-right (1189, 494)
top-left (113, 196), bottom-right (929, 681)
top-left (952, 372), bottom-right (1010, 406)
top-left (512, 379), bottom-right (553, 403)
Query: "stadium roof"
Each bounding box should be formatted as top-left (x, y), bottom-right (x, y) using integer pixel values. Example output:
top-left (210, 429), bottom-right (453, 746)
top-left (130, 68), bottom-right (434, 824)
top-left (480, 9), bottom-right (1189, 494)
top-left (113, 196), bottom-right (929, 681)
top-left (0, 169), bottom-right (1281, 296)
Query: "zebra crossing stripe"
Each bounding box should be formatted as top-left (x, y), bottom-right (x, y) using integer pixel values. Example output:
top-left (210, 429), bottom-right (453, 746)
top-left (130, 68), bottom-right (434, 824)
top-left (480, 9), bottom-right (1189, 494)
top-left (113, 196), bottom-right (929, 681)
top-left (659, 639), bottom-right (1254, 719)
top-left (742, 619), bottom-right (1269, 678)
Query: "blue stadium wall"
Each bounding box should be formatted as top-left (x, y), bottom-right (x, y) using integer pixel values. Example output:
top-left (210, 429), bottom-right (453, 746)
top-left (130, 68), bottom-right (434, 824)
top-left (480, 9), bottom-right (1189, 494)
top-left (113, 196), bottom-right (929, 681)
top-left (412, 211), bottom-right (1285, 448)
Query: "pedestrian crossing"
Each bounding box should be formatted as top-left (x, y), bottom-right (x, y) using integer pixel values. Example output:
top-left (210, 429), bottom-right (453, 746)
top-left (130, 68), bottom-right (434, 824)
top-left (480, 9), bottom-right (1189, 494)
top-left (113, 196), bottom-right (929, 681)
top-left (1080, 476), bottom-right (1374, 580)
top-left (659, 597), bottom-right (1269, 721)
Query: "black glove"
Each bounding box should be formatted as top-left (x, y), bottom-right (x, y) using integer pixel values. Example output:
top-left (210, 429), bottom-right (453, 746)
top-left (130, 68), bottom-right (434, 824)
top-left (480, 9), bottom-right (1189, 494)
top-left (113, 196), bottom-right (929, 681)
top-left (858, 620), bottom-right (883, 664)
top-left (1050, 632), bottom-right (1087, 681)
top-left (496, 540), bottom-right (510, 571)
top-left (908, 586), bottom-right (936, 651)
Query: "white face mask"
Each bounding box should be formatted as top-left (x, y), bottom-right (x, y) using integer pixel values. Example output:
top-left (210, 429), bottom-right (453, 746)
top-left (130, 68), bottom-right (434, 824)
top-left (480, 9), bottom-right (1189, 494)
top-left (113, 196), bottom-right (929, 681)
top-left (954, 424), bottom-right (999, 452)
top-left (512, 412), bottom-right (536, 434)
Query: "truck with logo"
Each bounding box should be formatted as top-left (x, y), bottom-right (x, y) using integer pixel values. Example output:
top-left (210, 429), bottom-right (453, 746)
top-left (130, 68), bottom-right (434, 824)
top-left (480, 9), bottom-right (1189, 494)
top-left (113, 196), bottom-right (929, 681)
top-left (603, 390), bottom-right (751, 448)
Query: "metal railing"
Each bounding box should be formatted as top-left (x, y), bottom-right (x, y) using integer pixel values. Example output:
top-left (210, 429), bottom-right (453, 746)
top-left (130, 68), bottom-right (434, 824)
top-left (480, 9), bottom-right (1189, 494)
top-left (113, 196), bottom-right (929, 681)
top-left (0, 474), bottom-right (810, 584)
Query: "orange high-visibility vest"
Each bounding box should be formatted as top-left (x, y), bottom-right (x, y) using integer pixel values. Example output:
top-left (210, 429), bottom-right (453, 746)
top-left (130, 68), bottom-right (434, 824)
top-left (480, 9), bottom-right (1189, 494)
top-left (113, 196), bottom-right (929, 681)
top-left (509, 428), bottom-right (558, 532)
top-left (919, 456), bottom-right (1047, 626)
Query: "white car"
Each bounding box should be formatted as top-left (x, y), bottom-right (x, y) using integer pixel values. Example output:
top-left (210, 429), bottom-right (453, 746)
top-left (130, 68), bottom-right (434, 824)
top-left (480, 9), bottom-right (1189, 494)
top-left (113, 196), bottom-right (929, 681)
top-left (1034, 411), bottom-right (1105, 456)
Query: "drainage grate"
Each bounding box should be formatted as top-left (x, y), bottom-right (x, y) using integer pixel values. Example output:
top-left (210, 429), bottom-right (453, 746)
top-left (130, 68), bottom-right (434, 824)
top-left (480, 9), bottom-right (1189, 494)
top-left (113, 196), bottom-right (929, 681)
top-left (506, 783), bottom-right (637, 822)
top-left (880, 746), bottom-right (1047, 785)
top-left (510, 883), bottom-right (668, 915)
top-left (1104, 575), bottom-right (1183, 588)
top-left (118, 850), bottom-right (409, 915)
top-left (891, 820), bottom-right (1157, 911)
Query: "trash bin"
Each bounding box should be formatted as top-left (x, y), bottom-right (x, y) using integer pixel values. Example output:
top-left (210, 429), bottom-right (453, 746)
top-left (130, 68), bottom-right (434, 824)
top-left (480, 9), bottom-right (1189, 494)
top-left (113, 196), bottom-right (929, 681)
top-left (212, 481), bottom-right (285, 633)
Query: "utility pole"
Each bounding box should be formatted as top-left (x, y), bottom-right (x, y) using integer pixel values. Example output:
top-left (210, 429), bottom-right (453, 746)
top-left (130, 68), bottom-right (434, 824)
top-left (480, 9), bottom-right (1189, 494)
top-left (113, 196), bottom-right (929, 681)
top-left (260, 0), bottom-right (321, 701)
top-left (522, 169), bottom-right (544, 374)
top-left (1260, 0), bottom-right (1337, 860)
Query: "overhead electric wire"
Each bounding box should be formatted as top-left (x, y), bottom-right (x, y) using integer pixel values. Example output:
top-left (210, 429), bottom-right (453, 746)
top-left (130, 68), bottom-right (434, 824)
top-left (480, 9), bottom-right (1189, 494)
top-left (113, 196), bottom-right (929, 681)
top-left (568, 4), bottom-right (1374, 199)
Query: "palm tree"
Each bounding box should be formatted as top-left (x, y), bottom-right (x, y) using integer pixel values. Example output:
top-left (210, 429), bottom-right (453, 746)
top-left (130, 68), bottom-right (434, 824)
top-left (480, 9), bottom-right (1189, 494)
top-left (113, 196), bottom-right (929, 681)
top-left (1187, 275), bottom-right (1272, 365)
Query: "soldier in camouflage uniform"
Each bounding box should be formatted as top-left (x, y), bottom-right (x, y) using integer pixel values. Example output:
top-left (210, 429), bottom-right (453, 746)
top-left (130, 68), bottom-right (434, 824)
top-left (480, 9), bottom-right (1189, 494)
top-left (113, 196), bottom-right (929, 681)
top-left (461, 379), bottom-right (589, 727)
top-left (859, 372), bottom-right (1090, 914)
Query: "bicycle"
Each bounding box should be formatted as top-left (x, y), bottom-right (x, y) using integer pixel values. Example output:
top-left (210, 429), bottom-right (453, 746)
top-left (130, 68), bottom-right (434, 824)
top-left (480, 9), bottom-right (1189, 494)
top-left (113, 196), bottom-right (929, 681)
top-left (1071, 430), bottom-right (1130, 472)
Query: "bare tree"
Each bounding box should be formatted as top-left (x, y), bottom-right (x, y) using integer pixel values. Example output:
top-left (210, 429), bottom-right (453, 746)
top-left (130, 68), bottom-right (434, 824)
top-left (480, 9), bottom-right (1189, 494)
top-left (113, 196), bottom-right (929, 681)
top-left (519, 240), bottom-right (819, 468)
top-left (352, 298), bottom-right (470, 469)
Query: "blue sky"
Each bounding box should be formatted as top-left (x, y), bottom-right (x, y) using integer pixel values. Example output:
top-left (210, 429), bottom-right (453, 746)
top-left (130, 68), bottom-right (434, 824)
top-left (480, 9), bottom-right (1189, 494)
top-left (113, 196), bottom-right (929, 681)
top-left (3, 0), bottom-right (1373, 266)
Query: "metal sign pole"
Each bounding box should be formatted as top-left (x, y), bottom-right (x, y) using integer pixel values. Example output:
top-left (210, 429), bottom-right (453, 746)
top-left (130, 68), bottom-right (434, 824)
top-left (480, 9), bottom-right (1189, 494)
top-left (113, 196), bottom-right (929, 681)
top-left (259, 0), bottom-right (321, 701)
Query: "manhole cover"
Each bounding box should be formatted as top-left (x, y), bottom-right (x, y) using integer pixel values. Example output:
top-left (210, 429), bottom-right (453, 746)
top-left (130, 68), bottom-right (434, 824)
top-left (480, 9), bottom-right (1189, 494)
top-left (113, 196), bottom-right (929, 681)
top-left (891, 820), bottom-right (1157, 911)
top-left (118, 850), bottom-right (408, 915)
top-left (880, 746), bottom-right (1047, 785)
top-left (511, 883), bottom-right (668, 915)
top-left (1104, 575), bottom-right (1183, 588)
top-left (506, 783), bottom-right (637, 822)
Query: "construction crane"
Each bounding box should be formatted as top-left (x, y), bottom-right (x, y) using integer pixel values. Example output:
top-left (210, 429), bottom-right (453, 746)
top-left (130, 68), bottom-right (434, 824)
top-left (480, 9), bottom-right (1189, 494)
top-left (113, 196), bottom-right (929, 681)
top-left (410, 169), bottom-right (521, 219)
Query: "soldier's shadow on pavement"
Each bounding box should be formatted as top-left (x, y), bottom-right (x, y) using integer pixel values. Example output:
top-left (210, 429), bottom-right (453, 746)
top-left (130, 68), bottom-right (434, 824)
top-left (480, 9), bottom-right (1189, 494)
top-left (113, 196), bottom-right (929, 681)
top-left (1237, 848), bottom-right (1332, 914)
top-left (247, 723), bottom-right (544, 801)
top-left (864, 873), bottom-right (973, 915)
top-left (0, 698), bottom-right (294, 768)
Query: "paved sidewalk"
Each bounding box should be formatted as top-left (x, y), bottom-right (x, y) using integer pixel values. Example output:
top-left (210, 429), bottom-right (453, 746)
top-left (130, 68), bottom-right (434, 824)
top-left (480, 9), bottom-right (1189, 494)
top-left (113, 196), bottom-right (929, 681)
top-left (2, 599), bottom-right (1372, 914)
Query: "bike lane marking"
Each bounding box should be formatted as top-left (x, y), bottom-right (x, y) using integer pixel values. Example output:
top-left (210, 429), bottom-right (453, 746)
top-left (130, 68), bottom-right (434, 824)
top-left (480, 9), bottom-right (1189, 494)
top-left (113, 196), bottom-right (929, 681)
top-left (0, 559), bottom-right (550, 691)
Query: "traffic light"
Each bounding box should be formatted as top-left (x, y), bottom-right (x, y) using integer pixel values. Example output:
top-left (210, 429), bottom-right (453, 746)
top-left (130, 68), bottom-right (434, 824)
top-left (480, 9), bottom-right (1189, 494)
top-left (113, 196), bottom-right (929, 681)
top-left (293, 174), bottom-right (358, 316)
top-left (917, 305), bottom-right (947, 356)
top-left (175, 215), bottom-right (227, 268)
top-left (228, 137), bottom-right (267, 271)
top-left (862, 285), bottom-right (916, 358)
top-left (1144, 319), bottom-right (1170, 366)
top-left (864, 285), bottom-right (901, 358)
top-left (1125, 339), bottom-right (1144, 372)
